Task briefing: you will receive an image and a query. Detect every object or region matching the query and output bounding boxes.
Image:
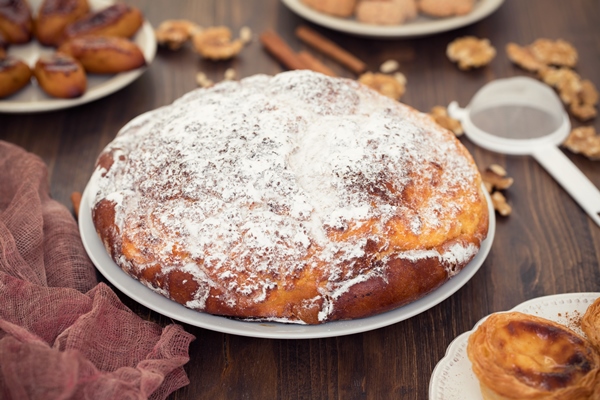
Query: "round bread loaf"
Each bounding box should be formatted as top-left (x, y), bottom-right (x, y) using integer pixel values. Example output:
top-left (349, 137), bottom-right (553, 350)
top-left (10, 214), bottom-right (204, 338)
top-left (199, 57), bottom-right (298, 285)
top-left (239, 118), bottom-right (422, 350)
top-left (91, 70), bottom-right (489, 324)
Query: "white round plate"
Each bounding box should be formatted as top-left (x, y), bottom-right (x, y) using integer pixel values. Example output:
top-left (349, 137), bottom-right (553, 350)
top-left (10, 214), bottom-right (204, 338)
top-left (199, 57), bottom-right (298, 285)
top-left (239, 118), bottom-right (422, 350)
top-left (281, 0), bottom-right (504, 38)
top-left (0, 0), bottom-right (156, 113)
top-left (429, 292), bottom-right (600, 400)
top-left (79, 176), bottom-right (495, 339)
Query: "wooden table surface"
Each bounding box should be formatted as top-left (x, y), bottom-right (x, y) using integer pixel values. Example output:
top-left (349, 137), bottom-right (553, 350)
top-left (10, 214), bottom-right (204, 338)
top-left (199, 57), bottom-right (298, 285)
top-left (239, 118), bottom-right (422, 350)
top-left (2, 0), bottom-right (599, 398)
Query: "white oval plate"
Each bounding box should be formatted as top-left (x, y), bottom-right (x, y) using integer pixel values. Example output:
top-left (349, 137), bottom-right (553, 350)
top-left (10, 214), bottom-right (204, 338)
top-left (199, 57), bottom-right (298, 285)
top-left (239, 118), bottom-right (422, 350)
top-left (429, 292), bottom-right (600, 400)
top-left (79, 175), bottom-right (495, 339)
top-left (0, 0), bottom-right (156, 113)
top-left (281, 0), bottom-right (504, 38)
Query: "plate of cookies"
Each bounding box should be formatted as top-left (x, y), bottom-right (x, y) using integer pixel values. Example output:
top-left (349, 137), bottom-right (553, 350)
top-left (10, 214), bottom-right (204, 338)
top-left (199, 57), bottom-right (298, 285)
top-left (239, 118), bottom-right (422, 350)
top-left (429, 292), bottom-right (600, 399)
top-left (0, 0), bottom-right (156, 113)
top-left (281, 0), bottom-right (504, 38)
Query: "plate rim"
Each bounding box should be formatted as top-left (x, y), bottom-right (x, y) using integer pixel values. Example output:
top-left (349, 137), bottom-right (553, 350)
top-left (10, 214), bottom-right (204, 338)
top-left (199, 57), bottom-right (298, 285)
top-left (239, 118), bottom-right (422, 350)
top-left (428, 292), bottom-right (600, 400)
top-left (79, 176), bottom-right (495, 339)
top-left (0, 1), bottom-right (156, 113)
top-left (281, 0), bottom-right (505, 38)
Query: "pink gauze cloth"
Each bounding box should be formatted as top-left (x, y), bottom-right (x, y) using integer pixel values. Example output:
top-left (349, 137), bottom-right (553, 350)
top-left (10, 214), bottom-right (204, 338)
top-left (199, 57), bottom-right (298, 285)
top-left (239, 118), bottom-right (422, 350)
top-left (0, 141), bottom-right (195, 400)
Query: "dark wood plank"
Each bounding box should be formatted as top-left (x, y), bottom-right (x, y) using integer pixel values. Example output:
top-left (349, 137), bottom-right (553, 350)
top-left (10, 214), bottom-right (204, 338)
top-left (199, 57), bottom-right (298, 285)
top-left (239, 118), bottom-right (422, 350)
top-left (0, 1), bottom-right (598, 399)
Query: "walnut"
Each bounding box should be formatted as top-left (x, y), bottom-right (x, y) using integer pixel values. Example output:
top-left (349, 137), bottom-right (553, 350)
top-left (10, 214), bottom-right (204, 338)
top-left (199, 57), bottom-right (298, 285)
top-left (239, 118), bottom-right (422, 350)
top-left (529, 38), bottom-right (578, 68)
top-left (480, 164), bottom-right (513, 216)
top-left (196, 71), bottom-right (214, 88)
top-left (539, 67), bottom-right (598, 120)
top-left (580, 80), bottom-right (599, 106)
top-left (192, 27), bottom-right (244, 60)
top-left (570, 102), bottom-right (597, 121)
top-left (506, 43), bottom-right (547, 72)
top-left (481, 165), bottom-right (514, 191)
top-left (380, 59), bottom-right (399, 74)
top-left (155, 20), bottom-right (202, 50)
top-left (491, 191), bottom-right (512, 216)
top-left (239, 26), bottom-right (252, 45)
top-left (358, 72), bottom-right (406, 100)
top-left (224, 68), bottom-right (236, 81)
top-left (429, 106), bottom-right (463, 136)
top-left (562, 126), bottom-right (600, 160)
top-left (447, 36), bottom-right (496, 70)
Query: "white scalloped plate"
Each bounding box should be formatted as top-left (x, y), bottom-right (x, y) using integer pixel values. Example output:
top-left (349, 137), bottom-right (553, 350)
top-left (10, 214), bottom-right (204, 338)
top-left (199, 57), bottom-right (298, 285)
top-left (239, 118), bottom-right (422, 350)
top-left (429, 292), bottom-right (600, 400)
top-left (0, 0), bottom-right (156, 113)
top-left (80, 173), bottom-right (494, 339)
top-left (281, 0), bottom-right (504, 38)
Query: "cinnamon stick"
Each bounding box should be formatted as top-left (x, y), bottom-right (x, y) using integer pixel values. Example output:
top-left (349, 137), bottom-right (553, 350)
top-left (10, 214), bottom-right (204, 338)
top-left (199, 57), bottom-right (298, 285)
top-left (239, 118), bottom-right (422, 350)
top-left (259, 30), bottom-right (308, 71)
top-left (295, 25), bottom-right (366, 74)
top-left (297, 51), bottom-right (336, 77)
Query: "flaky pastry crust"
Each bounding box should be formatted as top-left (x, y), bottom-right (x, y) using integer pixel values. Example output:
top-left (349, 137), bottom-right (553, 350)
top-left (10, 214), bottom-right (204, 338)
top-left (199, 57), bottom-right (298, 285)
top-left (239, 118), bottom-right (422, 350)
top-left (467, 311), bottom-right (600, 400)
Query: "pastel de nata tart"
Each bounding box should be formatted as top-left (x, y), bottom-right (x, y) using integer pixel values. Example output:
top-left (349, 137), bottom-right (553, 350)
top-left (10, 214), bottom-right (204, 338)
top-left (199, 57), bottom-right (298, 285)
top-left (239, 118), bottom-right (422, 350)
top-left (467, 310), bottom-right (600, 400)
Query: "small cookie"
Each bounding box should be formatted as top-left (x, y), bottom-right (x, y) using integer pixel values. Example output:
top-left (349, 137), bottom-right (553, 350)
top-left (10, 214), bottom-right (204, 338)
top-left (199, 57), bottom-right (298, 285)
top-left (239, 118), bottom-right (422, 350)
top-left (355, 0), bottom-right (417, 25)
top-left (418, 0), bottom-right (474, 18)
top-left (447, 36), bottom-right (496, 70)
top-left (301, 0), bottom-right (357, 18)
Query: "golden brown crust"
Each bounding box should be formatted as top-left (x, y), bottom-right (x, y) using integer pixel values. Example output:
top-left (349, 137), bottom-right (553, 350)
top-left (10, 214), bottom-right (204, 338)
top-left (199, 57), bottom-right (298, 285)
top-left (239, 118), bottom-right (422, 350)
top-left (64, 3), bottom-right (143, 41)
top-left (582, 297), bottom-right (600, 351)
top-left (0, 55), bottom-right (31, 98)
top-left (33, 53), bottom-right (86, 98)
top-left (58, 35), bottom-right (146, 73)
top-left (34, 0), bottom-right (90, 46)
top-left (91, 71), bottom-right (488, 324)
top-left (0, 0), bottom-right (33, 44)
top-left (467, 312), bottom-right (600, 400)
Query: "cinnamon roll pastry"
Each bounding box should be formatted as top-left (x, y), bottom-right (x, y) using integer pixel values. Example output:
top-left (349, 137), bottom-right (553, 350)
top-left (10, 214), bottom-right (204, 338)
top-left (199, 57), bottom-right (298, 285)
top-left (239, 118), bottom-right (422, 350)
top-left (34, 0), bottom-right (90, 46)
top-left (0, 55), bottom-right (31, 98)
top-left (34, 53), bottom-right (86, 98)
top-left (0, 0), bottom-right (33, 44)
top-left (58, 35), bottom-right (145, 73)
top-left (63, 4), bottom-right (143, 40)
top-left (467, 311), bottom-right (600, 400)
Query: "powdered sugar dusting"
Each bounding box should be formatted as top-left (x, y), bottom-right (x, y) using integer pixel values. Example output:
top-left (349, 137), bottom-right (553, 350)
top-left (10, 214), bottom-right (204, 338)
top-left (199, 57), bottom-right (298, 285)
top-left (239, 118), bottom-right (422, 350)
top-left (92, 70), bottom-right (485, 321)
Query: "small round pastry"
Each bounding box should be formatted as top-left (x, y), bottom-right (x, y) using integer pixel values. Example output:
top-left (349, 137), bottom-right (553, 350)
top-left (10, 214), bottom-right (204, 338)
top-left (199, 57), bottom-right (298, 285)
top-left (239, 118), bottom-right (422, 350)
top-left (467, 311), bottom-right (600, 400)
top-left (0, 55), bottom-right (31, 98)
top-left (34, 0), bottom-right (90, 46)
top-left (58, 35), bottom-right (146, 74)
top-left (0, 0), bottom-right (33, 44)
top-left (91, 70), bottom-right (489, 325)
top-left (63, 4), bottom-right (143, 41)
top-left (33, 53), bottom-right (86, 98)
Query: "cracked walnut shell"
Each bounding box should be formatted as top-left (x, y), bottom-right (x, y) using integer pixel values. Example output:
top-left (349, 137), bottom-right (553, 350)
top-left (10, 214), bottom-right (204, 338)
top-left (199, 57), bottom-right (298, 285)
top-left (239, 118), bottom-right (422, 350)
top-left (192, 26), bottom-right (243, 60)
top-left (447, 36), bottom-right (496, 70)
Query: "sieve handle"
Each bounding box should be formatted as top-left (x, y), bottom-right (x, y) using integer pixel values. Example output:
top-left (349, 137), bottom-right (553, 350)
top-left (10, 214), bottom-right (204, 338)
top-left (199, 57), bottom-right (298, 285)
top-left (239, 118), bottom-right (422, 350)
top-left (532, 144), bottom-right (600, 227)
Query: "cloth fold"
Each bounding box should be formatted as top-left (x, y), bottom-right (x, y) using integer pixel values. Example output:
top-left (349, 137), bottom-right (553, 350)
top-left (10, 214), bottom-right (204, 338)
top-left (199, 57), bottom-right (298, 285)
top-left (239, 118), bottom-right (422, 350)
top-left (0, 141), bottom-right (195, 400)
